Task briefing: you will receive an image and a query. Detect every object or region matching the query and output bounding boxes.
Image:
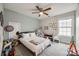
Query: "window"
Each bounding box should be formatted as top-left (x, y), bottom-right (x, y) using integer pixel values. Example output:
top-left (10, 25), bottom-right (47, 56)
top-left (58, 19), bottom-right (72, 36)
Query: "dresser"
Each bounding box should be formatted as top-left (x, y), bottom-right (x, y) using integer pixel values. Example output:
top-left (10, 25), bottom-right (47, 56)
top-left (0, 26), bottom-right (3, 56)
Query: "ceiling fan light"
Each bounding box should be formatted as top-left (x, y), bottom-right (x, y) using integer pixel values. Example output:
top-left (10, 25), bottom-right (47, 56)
top-left (39, 12), bottom-right (43, 15)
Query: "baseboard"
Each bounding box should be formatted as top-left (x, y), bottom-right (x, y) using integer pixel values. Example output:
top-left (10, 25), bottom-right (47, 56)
top-left (60, 41), bottom-right (69, 45)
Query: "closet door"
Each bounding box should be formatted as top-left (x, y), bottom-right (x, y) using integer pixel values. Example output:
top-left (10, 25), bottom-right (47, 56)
top-left (0, 11), bottom-right (3, 56)
top-left (0, 26), bottom-right (3, 56)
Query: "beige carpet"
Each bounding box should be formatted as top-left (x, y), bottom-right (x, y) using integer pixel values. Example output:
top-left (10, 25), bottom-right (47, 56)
top-left (39, 42), bottom-right (68, 56)
top-left (15, 42), bottom-right (69, 56)
top-left (15, 44), bottom-right (33, 56)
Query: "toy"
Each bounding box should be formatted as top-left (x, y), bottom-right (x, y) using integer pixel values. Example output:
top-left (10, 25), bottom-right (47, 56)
top-left (2, 40), bottom-right (16, 56)
top-left (67, 36), bottom-right (79, 56)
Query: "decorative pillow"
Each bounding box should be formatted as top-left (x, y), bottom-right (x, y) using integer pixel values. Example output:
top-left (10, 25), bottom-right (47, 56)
top-left (22, 33), bottom-right (32, 41)
top-left (23, 33), bottom-right (30, 38)
top-left (30, 33), bottom-right (36, 38)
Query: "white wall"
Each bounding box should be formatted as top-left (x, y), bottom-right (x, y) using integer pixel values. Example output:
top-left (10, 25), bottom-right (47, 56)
top-left (40, 17), bottom-right (58, 36)
top-left (0, 4), bottom-right (3, 12)
top-left (76, 4), bottom-right (79, 48)
top-left (4, 9), bottom-right (40, 39)
top-left (40, 11), bottom-right (75, 44)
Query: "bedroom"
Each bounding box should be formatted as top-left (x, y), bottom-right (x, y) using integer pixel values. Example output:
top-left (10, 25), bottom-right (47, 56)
top-left (0, 3), bottom-right (79, 56)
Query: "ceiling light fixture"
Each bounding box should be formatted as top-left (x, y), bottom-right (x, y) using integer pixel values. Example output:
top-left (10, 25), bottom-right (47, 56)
top-left (39, 12), bottom-right (43, 15)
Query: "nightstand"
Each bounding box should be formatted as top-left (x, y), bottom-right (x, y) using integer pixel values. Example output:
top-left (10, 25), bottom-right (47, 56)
top-left (44, 34), bottom-right (53, 41)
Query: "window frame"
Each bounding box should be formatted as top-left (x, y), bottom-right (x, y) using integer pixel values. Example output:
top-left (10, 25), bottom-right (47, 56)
top-left (58, 19), bottom-right (72, 36)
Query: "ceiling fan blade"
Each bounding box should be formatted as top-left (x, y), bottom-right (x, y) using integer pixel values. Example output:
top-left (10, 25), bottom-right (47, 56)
top-left (43, 8), bottom-right (51, 11)
top-left (36, 6), bottom-right (41, 11)
top-left (43, 12), bottom-right (48, 15)
top-left (32, 12), bottom-right (39, 14)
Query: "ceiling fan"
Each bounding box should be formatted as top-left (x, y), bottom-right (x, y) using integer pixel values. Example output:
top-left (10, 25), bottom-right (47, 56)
top-left (32, 6), bottom-right (51, 17)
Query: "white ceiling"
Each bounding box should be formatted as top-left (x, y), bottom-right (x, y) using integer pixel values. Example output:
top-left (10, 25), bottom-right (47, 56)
top-left (3, 3), bottom-right (78, 20)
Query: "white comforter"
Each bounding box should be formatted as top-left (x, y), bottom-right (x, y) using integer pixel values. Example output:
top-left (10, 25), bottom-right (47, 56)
top-left (19, 36), bottom-right (51, 55)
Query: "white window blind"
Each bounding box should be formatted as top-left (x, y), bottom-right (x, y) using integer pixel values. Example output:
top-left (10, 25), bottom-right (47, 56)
top-left (58, 19), bottom-right (72, 36)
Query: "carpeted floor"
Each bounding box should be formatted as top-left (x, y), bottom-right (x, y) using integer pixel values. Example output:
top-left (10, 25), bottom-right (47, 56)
top-left (15, 42), bottom-right (69, 56)
top-left (15, 44), bottom-right (33, 56)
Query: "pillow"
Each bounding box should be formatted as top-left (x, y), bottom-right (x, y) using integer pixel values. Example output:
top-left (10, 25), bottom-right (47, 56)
top-left (22, 32), bottom-right (36, 38)
top-left (30, 33), bottom-right (36, 38)
top-left (22, 33), bottom-right (32, 41)
top-left (23, 33), bottom-right (30, 38)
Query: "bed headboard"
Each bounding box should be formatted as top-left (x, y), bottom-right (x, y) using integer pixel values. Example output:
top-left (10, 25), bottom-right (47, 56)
top-left (20, 31), bottom-right (35, 34)
top-left (16, 31), bottom-right (36, 39)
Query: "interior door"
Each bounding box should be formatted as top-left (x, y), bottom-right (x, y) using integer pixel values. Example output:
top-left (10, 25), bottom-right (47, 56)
top-left (0, 26), bottom-right (3, 55)
top-left (9, 22), bottom-right (21, 39)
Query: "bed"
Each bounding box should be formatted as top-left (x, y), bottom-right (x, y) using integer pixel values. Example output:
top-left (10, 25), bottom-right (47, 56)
top-left (19, 32), bottom-right (51, 56)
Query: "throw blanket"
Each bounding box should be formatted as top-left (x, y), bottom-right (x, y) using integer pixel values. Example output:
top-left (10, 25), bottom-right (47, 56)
top-left (29, 38), bottom-right (44, 45)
